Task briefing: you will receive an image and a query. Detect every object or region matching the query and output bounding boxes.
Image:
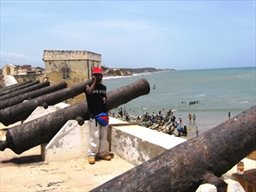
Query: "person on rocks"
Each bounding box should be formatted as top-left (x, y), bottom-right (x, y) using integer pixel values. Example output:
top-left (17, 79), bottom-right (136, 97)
top-left (188, 113), bottom-right (192, 121)
top-left (176, 124), bottom-right (187, 137)
top-left (118, 107), bottom-right (123, 118)
top-left (84, 67), bottom-right (112, 164)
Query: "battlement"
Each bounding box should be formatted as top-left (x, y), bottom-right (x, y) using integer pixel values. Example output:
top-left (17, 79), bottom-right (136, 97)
top-left (43, 50), bottom-right (101, 61)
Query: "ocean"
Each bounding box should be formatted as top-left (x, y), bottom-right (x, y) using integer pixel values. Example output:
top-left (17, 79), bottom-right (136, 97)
top-left (104, 67), bottom-right (256, 134)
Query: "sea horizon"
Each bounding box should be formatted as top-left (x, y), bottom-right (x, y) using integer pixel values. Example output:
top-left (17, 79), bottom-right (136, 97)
top-left (104, 66), bottom-right (256, 136)
top-left (103, 66), bottom-right (255, 79)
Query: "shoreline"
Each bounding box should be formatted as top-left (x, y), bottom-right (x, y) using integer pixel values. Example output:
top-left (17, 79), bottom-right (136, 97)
top-left (103, 70), bottom-right (170, 80)
top-left (109, 107), bottom-right (234, 140)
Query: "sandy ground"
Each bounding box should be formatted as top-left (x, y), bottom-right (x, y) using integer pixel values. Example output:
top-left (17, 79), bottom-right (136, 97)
top-left (1, 146), bottom-right (255, 192)
top-left (0, 146), bottom-right (134, 192)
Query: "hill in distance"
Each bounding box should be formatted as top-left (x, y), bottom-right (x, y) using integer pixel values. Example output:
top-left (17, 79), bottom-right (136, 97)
top-left (102, 66), bottom-right (174, 77)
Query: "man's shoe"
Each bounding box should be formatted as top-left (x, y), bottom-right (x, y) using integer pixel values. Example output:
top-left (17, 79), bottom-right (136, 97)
top-left (101, 154), bottom-right (112, 161)
top-left (88, 156), bottom-right (96, 164)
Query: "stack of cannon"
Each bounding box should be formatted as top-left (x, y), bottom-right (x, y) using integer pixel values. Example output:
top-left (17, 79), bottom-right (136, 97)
top-left (0, 78), bottom-right (151, 154)
top-left (0, 80), bottom-right (67, 111)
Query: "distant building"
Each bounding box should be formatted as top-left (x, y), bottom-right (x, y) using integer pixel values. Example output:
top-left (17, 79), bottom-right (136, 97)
top-left (42, 50), bottom-right (102, 104)
top-left (17, 65), bottom-right (32, 75)
top-left (2, 64), bottom-right (44, 75)
top-left (2, 64), bottom-right (18, 75)
top-left (2, 64), bottom-right (44, 84)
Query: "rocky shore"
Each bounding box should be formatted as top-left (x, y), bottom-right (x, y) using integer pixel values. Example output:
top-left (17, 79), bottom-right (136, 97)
top-left (110, 108), bottom-right (198, 139)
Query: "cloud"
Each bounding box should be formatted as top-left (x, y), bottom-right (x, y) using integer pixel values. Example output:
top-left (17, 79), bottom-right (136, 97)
top-left (47, 19), bottom-right (163, 47)
top-left (0, 51), bottom-right (31, 67)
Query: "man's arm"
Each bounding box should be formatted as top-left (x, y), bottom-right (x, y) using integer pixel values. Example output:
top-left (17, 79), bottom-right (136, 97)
top-left (85, 76), bottom-right (96, 94)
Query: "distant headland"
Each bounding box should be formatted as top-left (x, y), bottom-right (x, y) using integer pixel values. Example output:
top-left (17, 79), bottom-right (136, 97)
top-left (101, 66), bottom-right (175, 77)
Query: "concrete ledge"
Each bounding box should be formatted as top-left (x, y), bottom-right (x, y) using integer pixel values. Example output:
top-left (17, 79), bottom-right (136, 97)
top-left (109, 117), bottom-right (130, 125)
top-left (41, 116), bottom-right (186, 165)
top-left (42, 120), bottom-right (90, 162)
top-left (41, 117), bottom-right (128, 163)
top-left (110, 120), bottom-right (186, 165)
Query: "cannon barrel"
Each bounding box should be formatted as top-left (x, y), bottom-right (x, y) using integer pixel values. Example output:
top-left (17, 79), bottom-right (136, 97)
top-left (0, 80), bottom-right (93, 126)
top-left (0, 80), bottom-right (39, 97)
top-left (0, 81), bottom-right (67, 110)
top-left (0, 81), bottom-right (50, 100)
top-left (0, 80), bottom-right (32, 92)
top-left (0, 78), bottom-right (150, 154)
top-left (91, 105), bottom-right (256, 192)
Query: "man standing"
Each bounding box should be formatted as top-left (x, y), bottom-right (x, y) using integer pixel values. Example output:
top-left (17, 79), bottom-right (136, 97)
top-left (85, 67), bottom-right (111, 164)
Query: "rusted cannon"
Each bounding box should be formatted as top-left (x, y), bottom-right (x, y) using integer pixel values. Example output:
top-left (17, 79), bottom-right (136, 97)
top-left (0, 81), bottom-right (67, 110)
top-left (0, 78), bottom-right (150, 154)
top-left (0, 80), bottom-right (32, 92)
top-left (0, 80), bottom-right (39, 97)
top-left (0, 81), bottom-right (50, 100)
top-left (91, 105), bottom-right (256, 192)
top-left (0, 80), bottom-right (93, 126)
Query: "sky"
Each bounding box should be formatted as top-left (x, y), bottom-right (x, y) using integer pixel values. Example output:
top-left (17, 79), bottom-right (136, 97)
top-left (0, 0), bottom-right (255, 70)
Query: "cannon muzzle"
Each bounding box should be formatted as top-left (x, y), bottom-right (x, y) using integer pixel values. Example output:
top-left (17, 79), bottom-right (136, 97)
top-left (0, 81), bottom-right (67, 110)
top-left (0, 81), bottom-right (50, 100)
top-left (0, 78), bottom-right (150, 154)
top-left (0, 80), bottom-right (32, 92)
top-left (0, 80), bottom-right (40, 97)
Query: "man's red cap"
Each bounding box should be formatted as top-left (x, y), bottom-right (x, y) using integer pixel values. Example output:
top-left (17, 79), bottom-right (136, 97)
top-left (92, 67), bottom-right (103, 75)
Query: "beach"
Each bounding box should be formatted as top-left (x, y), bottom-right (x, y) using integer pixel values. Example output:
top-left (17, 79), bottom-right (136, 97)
top-left (104, 67), bottom-right (256, 135)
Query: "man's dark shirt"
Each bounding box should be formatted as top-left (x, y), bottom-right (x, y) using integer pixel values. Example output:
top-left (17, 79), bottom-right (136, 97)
top-left (85, 83), bottom-right (107, 116)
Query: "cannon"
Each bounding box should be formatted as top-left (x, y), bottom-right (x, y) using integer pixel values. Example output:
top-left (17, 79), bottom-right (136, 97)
top-left (0, 80), bottom-right (94, 126)
top-left (0, 78), bottom-right (150, 154)
top-left (0, 81), bottom-right (50, 100)
top-left (0, 80), bottom-right (32, 92)
top-left (0, 81), bottom-right (67, 110)
top-left (90, 105), bottom-right (256, 192)
top-left (0, 80), bottom-right (39, 97)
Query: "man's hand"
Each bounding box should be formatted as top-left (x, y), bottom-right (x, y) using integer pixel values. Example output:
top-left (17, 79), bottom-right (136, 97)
top-left (86, 75), bottom-right (97, 94)
top-left (92, 75), bottom-right (96, 82)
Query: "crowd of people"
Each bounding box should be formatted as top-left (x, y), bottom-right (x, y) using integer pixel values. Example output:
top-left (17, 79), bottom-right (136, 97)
top-left (110, 107), bottom-right (199, 137)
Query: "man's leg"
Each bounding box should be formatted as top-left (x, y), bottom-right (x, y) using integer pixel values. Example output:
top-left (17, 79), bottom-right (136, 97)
top-left (98, 125), bottom-right (111, 160)
top-left (88, 119), bottom-right (100, 164)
